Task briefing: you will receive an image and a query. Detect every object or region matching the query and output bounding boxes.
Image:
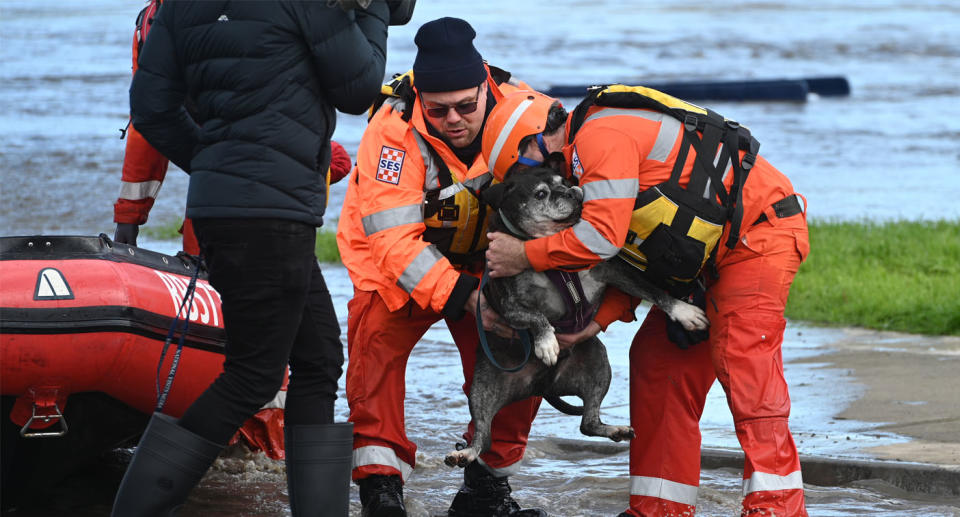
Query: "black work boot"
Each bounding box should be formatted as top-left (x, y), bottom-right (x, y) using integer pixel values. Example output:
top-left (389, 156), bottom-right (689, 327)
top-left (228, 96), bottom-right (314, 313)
top-left (447, 461), bottom-right (547, 517)
top-left (111, 412), bottom-right (224, 517)
top-left (358, 474), bottom-right (406, 517)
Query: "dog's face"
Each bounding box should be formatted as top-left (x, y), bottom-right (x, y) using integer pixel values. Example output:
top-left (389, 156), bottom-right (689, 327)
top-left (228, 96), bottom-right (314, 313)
top-left (483, 167), bottom-right (584, 238)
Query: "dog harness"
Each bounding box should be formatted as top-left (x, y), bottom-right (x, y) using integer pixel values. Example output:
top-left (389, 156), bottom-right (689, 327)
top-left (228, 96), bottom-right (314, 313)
top-left (568, 84), bottom-right (761, 296)
top-left (544, 270), bottom-right (598, 334)
top-left (497, 211), bottom-right (598, 334)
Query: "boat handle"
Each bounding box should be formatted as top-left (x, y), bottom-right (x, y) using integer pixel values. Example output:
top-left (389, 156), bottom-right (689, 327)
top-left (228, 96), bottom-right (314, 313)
top-left (20, 401), bottom-right (69, 438)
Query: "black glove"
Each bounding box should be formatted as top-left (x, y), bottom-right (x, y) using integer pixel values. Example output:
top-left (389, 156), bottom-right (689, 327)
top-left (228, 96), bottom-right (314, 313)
top-left (114, 223), bottom-right (139, 247)
top-left (386, 0), bottom-right (416, 26)
top-left (665, 286), bottom-right (709, 349)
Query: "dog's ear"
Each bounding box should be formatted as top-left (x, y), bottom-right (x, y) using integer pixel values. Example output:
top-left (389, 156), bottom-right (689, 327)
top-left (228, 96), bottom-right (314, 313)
top-left (481, 182), bottom-right (509, 210)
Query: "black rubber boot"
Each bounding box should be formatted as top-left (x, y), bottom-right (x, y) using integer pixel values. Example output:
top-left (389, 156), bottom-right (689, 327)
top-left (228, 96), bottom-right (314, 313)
top-left (358, 474), bottom-right (406, 517)
top-left (284, 422), bottom-right (353, 516)
top-left (111, 412), bottom-right (224, 517)
top-left (447, 461), bottom-right (547, 517)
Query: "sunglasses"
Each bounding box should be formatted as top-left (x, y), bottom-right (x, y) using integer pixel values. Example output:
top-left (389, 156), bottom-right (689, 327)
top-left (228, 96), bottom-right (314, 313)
top-left (422, 86), bottom-right (481, 118)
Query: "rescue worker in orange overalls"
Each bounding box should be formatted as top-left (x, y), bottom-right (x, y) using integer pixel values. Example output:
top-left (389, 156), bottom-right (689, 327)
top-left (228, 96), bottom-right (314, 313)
top-left (111, 0), bottom-right (200, 254)
top-left (336, 17), bottom-right (546, 517)
top-left (481, 89), bottom-right (810, 517)
top-left (112, 0), bottom-right (352, 255)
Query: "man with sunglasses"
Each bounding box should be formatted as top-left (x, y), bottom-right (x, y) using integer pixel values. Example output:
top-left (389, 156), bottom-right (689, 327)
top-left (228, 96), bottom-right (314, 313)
top-left (337, 17), bottom-right (546, 517)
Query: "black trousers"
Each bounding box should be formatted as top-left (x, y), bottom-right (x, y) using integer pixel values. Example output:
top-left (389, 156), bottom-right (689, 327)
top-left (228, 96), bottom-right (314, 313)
top-left (178, 218), bottom-right (343, 445)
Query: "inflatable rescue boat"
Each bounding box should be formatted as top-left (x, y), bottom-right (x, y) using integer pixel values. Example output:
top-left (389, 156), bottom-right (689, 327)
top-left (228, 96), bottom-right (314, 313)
top-left (0, 234), bottom-right (284, 499)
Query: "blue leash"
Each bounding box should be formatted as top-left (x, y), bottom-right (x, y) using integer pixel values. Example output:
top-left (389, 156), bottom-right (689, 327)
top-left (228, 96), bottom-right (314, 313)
top-left (475, 268), bottom-right (534, 372)
top-left (155, 255), bottom-right (202, 412)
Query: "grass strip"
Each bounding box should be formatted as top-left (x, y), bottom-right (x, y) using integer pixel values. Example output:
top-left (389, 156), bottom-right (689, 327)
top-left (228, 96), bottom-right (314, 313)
top-left (139, 220), bottom-right (184, 241)
top-left (314, 228), bottom-right (341, 263)
top-left (787, 219), bottom-right (960, 336)
top-left (141, 218), bottom-right (342, 263)
top-left (144, 218), bottom-right (960, 336)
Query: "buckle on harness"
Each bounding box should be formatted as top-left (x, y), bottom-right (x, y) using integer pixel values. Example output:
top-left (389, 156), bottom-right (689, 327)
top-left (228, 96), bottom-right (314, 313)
top-left (741, 153), bottom-right (756, 170)
top-left (683, 114), bottom-right (698, 132)
top-left (439, 204), bottom-right (460, 221)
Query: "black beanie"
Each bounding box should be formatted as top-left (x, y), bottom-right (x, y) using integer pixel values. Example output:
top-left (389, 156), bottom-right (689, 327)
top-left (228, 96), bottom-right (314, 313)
top-left (413, 17), bottom-right (487, 93)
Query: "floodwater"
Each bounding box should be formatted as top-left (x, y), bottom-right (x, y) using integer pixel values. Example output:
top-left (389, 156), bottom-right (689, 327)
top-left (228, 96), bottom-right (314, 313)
top-left (2, 0), bottom-right (959, 515)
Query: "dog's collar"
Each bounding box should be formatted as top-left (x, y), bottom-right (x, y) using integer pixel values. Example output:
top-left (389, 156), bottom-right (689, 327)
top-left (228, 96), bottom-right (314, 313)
top-left (497, 209), bottom-right (532, 240)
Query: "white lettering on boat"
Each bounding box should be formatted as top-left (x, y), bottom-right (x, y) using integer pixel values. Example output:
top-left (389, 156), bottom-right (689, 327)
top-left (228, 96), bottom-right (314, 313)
top-left (154, 271), bottom-right (222, 327)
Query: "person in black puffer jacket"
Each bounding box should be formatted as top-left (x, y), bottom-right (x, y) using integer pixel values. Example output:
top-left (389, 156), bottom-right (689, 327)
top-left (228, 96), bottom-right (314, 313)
top-left (113, 2), bottom-right (410, 516)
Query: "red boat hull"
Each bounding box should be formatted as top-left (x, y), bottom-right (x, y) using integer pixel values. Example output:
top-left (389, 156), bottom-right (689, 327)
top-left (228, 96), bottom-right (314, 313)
top-left (0, 235), bottom-right (282, 457)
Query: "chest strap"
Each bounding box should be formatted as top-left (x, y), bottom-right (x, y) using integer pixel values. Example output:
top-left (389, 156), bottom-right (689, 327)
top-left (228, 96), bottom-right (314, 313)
top-left (671, 109), bottom-right (758, 250)
top-left (544, 270), bottom-right (598, 334)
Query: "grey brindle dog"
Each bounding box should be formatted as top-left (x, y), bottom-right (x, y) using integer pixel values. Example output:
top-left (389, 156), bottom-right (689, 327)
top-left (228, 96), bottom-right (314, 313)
top-left (444, 167), bottom-right (709, 468)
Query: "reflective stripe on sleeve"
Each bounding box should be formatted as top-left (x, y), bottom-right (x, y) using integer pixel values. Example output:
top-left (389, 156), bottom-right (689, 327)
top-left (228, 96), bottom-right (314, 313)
top-left (582, 178), bottom-right (638, 203)
top-left (362, 204), bottom-right (423, 236)
top-left (118, 180), bottom-right (162, 201)
top-left (630, 475), bottom-right (699, 506)
top-left (353, 445), bottom-right (414, 482)
top-left (584, 108), bottom-right (682, 162)
top-left (742, 470), bottom-right (804, 496)
top-left (572, 219), bottom-right (621, 259)
top-left (397, 245), bottom-right (443, 294)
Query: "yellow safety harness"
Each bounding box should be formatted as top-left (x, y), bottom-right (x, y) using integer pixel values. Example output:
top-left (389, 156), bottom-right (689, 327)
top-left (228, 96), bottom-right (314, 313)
top-left (568, 85), bottom-right (760, 295)
top-left (368, 70), bottom-right (507, 266)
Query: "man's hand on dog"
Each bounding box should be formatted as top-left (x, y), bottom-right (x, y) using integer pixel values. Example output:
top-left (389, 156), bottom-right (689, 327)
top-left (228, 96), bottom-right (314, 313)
top-left (486, 232), bottom-right (531, 278)
top-left (556, 320), bottom-right (601, 350)
top-left (466, 290), bottom-right (516, 339)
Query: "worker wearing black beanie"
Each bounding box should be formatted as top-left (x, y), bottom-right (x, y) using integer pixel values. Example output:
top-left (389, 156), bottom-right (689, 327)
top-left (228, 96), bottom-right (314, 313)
top-left (343, 15), bottom-right (547, 517)
top-left (413, 17), bottom-right (488, 93)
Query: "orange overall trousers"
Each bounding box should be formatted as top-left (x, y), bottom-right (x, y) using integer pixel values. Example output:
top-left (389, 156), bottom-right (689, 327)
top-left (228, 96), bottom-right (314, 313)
top-left (626, 210), bottom-right (810, 516)
top-left (346, 288), bottom-right (542, 482)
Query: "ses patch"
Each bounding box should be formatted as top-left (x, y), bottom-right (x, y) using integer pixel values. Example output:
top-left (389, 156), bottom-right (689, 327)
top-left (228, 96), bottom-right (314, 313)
top-left (570, 145), bottom-right (584, 181)
top-left (376, 146), bottom-right (405, 184)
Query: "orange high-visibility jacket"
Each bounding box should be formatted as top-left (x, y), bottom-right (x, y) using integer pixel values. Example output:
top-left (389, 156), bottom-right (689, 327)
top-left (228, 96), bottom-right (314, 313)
top-left (114, 0), bottom-right (168, 225)
top-left (524, 105), bottom-right (798, 272)
top-left (338, 68), bottom-right (531, 314)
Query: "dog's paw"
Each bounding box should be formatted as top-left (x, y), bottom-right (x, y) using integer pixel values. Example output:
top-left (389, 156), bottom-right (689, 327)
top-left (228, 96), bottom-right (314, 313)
top-left (669, 301), bottom-right (710, 331)
top-left (534, 333), bottom-right (560, 366)
top-left (444, 448), bottom-right (478, 468)
top-left (608, 425), bottom-right (635, 443)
